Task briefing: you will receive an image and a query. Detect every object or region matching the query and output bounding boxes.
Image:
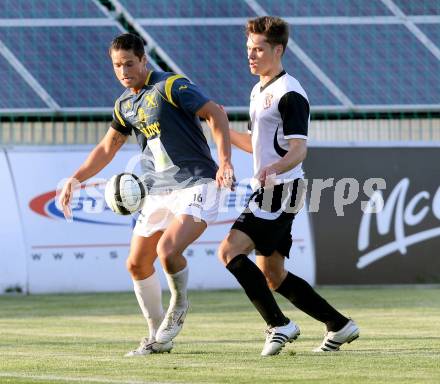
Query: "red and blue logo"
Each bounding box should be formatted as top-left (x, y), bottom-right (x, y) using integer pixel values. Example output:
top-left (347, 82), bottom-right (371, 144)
top-left (29, 182), bottom-right (253, 226)
top-left (29, 182), bottom-right (131, 226)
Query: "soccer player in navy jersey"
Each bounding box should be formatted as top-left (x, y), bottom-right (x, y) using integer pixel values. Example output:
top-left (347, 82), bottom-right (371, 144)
top-left (218, 17), bottom-right (359, 355)
top-left (59, 33), bottom-right (234, 356)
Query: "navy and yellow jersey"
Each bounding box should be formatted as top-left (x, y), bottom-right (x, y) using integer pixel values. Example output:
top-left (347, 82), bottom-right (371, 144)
top-left (111, 71), bottom-right (218, 192)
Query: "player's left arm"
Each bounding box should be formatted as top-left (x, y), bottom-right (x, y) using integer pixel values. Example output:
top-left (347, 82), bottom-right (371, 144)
top-left (197, 101), bottom-right (234, 189)
top-left (257, 91), bottom-right (309, 186)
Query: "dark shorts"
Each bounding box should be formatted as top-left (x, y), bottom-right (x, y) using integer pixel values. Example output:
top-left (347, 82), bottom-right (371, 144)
top-left (231, 179), bottom-right (305, 257)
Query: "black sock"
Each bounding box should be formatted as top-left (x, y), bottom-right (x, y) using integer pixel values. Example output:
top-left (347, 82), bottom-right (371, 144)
top-left (226, 255), bottom-right (289, 328)
top-left (275, 272), bottom-right (348, 332)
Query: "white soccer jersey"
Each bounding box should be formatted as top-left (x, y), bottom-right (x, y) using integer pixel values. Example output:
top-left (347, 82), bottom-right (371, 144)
top-left (249, 70), bottom-right (309, 190)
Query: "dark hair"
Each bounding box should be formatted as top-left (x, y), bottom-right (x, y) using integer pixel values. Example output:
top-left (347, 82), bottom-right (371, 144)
top-left (246, 16), bottom-right (289, 53)
top-left (109, 33), bottom-right (145, 60)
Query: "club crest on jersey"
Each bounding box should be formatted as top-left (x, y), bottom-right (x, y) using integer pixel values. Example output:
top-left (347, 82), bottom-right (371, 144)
top-left (263, 93), bottom-right (273, 109)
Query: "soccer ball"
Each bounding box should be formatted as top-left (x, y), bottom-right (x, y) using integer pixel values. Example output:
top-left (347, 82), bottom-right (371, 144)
top-left (104, 173), bottom-right (146, 215)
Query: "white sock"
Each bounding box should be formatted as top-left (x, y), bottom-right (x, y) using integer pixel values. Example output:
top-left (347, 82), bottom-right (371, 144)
top-left (133, 272), bottom-right (164, 341)
top-left (165, 265), bottom-right (189, 309)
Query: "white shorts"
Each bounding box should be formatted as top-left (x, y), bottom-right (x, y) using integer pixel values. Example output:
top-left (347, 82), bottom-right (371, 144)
top-left (133, 181), bottom-right (220, 238)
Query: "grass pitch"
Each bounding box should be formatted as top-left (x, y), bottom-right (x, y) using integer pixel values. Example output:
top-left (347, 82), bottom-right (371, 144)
top-left (1, 287), bottom-right (439, 384)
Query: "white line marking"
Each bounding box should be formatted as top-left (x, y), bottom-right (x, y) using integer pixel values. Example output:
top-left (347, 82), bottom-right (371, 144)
top-left (0, 372), bottom-right (175, 384)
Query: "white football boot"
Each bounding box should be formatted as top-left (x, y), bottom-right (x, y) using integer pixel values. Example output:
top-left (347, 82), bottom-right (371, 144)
top-left (124, 337), bottom-right (173, 357)
top-left (261, 320), bottom-right (301, 356)
top-left (313, 319), bottom-right (359, 352)
top-left (155, 302), bottom-right (189, 343)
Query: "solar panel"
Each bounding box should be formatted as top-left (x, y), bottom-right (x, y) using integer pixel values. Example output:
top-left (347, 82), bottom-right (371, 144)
top-left (292, 24), bottom-right (440, 105)
top-left (282, 52), bottom-right (341, 107)
top-left (0, 26), bottom-right (124, 108)
top-left (257, 0), bottom-right (392, 17)
top-left (0, 0), bottom-right (438, 114)
top-left (146, 25), bottom-right (252, 107)
top-left (392, 0), bottom-right (440, 15)
top-left (0, 0), bottom-right (106, 18)
top-left (418, 23), bottom-right (440, 48)
top-left (146, 25), bottom-right (341, 108)
top-left (117, 0), bottom-right (255, 18)
top-left (0, 54), bottom-right (47, 108)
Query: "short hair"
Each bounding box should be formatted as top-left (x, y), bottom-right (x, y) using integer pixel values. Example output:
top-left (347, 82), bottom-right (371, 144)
top-left (109, 33), bottom-right (145, 60)
top-left (246, 16), bottom-right (289, 53)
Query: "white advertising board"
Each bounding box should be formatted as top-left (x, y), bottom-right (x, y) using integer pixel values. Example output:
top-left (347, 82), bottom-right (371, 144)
top-left (8, 146), bottom-right (137, 293)
top-left (6, 145), bottom-right (314, 293)
top-left (0, 149), bottom-right (27, 293)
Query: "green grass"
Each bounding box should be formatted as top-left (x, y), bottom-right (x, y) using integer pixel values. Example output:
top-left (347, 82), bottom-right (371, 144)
top-left (1, 288), bottom-right (439, 384)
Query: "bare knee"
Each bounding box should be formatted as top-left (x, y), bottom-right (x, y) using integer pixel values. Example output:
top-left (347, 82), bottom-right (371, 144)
top-left (218, 230), bottom-right (254, 266)
top-left (261, 268), bottom-right (286, 291)
top-left (156, 239), bottom-right (179, 271)
top-left (126, 257), bottom-right (153, 280)
top-left (218, 239), bottom-right (237, 266)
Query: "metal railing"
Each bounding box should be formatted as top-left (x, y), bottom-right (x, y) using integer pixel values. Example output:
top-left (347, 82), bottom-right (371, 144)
top-left (1, 116), bottom-right (440, 146)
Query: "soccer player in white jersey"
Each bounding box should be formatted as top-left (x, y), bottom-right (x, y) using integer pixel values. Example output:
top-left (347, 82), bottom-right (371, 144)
top-left (218, 16), bottom-right (359, 355)
top-left (59, 33), bottom-right (234, 356)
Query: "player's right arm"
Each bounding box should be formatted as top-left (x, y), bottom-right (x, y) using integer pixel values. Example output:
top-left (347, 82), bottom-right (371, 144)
top-left (58, 128), bottom-right (128, 219)
top-left (230, 129), bottom-right (252, 153)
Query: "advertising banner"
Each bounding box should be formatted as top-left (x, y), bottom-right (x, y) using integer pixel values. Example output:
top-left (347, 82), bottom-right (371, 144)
top-left (6, 146), bottom-right (314, 293)
top-left (8, 147), bottom-right (136, 293)
top-left (304, 146), bottom-right (440, 284)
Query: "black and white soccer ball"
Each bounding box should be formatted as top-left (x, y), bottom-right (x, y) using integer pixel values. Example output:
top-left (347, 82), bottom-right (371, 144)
top-left (104, 173), bottom-right (146, 215)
